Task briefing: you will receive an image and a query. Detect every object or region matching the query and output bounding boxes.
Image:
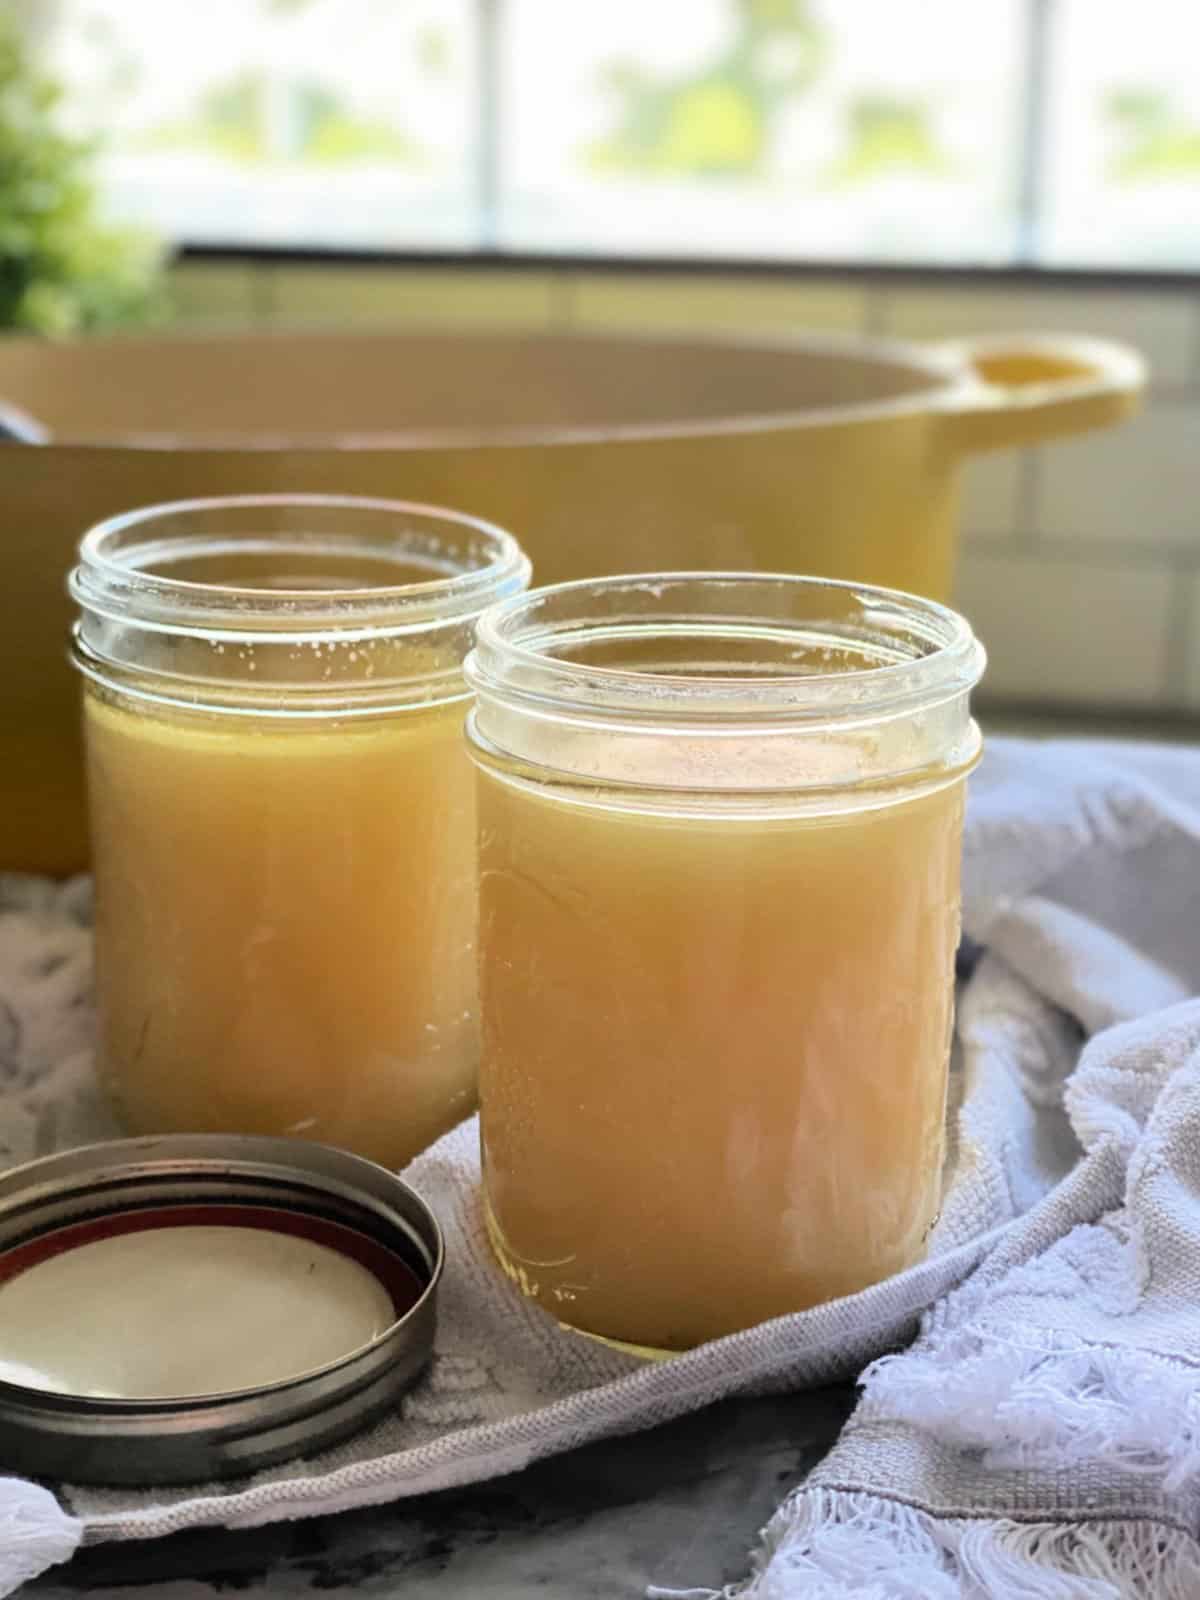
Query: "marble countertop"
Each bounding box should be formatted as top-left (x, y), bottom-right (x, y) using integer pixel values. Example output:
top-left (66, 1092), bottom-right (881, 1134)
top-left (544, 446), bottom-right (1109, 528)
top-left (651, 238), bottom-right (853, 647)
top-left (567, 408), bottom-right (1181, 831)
top-left (30, 1386), bottom-right (855, 1599)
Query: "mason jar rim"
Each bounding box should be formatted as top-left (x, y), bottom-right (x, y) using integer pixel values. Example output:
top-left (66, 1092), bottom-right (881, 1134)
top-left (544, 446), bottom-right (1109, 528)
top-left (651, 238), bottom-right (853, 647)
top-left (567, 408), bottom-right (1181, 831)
top-left (71, 493), bottom-right (531, 637)
top-left (70, 494), bottom-right (531, 718)
top-left (467, 571), bottom-right (985, 726)
top-left (465, 572), bottom-right (984, 808)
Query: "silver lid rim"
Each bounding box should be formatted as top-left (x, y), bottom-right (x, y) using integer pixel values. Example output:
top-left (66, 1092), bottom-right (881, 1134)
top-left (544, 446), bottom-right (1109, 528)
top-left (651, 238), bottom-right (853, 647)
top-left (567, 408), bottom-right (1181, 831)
top-left (0, 1134), bottom-right (444, 1485)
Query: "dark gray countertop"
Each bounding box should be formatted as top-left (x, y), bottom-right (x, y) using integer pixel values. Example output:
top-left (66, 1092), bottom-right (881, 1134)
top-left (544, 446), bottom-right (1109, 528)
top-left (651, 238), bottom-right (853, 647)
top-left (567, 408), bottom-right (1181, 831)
top-left (30, 1386), bottom-right (855, 1598)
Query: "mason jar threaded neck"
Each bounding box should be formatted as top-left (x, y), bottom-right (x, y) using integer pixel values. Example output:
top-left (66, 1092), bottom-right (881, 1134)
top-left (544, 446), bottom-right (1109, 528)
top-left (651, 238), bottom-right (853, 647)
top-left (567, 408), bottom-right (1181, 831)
top-left (465, 572), bottom-right (986, 806)
top-left (71, 494), bottom-right (531, 717)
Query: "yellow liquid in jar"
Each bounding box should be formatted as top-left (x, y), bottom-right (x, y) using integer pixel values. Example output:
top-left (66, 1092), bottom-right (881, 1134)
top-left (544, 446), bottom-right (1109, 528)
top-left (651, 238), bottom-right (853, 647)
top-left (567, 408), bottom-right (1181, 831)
top-left (85, 690), bottom-right (476, 1169)
top-left (479, 774), bottom-right (964, 1351)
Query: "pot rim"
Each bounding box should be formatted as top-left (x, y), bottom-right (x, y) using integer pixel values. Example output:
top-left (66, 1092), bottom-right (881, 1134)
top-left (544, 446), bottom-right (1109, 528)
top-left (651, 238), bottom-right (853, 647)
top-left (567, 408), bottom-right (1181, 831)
top-left (0, 326), bottom-right (1000, 452)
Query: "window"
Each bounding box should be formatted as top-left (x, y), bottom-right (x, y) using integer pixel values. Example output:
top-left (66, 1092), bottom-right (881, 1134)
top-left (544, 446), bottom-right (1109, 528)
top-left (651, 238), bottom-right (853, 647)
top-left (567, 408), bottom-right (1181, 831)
top-left (49, 0), bottom-right (479, 249)
top-left (1042, 0), bottom-right (1200, 269)
top-left (41, 0), bottom-right (1200, 270)
top-left (502, 0), bottom-right (1026, 263)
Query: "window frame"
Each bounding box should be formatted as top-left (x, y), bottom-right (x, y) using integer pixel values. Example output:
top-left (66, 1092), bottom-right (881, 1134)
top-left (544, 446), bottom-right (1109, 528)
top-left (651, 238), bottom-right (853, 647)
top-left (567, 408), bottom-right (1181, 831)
top-left (174, 243), bottom-right (1200, 292)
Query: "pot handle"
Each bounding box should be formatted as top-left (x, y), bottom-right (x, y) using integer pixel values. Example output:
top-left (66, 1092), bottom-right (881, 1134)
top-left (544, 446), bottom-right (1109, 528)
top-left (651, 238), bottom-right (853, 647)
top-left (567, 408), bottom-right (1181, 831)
top-left (934, 334), bottom-right (1145, 455)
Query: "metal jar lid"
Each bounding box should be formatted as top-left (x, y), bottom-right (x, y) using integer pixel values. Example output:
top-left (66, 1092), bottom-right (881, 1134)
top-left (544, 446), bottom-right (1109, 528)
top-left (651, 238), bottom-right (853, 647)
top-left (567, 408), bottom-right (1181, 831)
top-left (0, 1135), bottom-right (443, 1487)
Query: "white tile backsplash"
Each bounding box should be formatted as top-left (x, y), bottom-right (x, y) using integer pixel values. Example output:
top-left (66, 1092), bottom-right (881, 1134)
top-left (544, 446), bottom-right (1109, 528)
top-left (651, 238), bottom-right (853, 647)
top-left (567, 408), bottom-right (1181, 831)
top-left (1184, 574), bottom-right (1200, 709)
top-left (1034, 404), bottom-right (1200, 547)
top-left (954, 552), bottom-right (1173, 705)
top-left (880, 285), bottom-right (1200, 390)
top-left (961, 452), bottom-right (1024, 541)
top-left (569, 273), bottom-right (866, 332)
top-left (169, 262), bottom-right (259, 325)
top-left (265, 267), bottom-right (559, 327)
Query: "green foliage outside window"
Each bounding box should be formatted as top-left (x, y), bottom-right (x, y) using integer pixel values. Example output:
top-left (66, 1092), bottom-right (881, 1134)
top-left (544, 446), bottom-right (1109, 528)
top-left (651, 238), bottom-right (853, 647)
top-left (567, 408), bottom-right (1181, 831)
top-left (588, 0), bottom-right (827, 177)
top-left (141, 69), bottom-right (425, 167)
top-left (139, 0), bottom-right (444, 169)
top-left (825, 94), bottom-right (952, 184)
top-left (1106, 88), bottom-right (1200, 179)
top-left (587, 0), bottom-right (951, 188)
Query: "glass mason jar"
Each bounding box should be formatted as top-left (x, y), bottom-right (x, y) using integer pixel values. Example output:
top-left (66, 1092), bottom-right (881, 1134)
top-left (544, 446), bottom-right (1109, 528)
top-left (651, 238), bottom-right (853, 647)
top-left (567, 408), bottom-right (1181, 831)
top-left (466, 573), bottom-right (985, 1352)
top-left (71, 495), bottom-right (530, 1169)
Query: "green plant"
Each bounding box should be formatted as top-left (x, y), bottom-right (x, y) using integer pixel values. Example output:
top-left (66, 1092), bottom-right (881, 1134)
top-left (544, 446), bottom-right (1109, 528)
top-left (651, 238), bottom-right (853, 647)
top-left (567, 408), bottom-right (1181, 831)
top-left (0, 13), bottom-right (162, 335)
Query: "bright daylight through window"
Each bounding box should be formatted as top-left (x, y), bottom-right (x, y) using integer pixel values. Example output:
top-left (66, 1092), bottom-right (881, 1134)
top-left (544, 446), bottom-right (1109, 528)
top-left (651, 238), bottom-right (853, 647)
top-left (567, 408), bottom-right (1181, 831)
top-left (37, 0), bottom-right (1200, 268)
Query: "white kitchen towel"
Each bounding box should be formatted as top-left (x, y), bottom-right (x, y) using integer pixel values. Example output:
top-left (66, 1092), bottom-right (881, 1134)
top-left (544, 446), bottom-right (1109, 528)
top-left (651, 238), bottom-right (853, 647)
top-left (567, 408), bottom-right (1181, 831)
top-left (1, 736), bottom-right (1198, 1597)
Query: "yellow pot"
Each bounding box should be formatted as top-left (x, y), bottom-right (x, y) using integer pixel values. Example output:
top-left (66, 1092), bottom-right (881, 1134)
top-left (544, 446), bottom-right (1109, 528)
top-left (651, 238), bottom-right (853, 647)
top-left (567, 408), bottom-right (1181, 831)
top-left (0, 326), bottom-right (1142, 874)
